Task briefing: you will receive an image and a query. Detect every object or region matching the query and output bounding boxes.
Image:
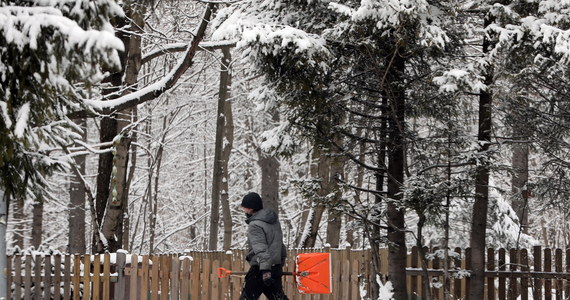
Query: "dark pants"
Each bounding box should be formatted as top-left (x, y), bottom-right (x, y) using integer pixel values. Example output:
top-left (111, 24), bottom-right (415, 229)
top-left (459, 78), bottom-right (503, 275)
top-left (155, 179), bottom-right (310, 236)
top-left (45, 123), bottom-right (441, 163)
top-left (239, 265), bottom-right (289, 300)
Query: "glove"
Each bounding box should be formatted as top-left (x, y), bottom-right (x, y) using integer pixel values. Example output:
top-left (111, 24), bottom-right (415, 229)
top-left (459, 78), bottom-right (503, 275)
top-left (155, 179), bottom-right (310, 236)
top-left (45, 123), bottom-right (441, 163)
top-left (262, 271), bottom-right (274, 286)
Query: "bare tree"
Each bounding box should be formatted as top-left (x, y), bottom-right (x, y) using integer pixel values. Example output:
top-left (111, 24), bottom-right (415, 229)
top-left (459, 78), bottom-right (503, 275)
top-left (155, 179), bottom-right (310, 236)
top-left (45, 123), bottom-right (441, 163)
top-left (210, 46), bottom-right (234, 250)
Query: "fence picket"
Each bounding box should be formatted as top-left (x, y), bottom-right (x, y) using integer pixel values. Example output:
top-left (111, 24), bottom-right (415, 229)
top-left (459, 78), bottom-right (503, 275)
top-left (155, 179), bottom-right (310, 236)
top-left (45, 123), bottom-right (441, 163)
top-left (521, 249), bottom-right (529, 300)
top-left (534, 246), bottom-right (543, 300)
top-left (53, 255), bottom-right (61, 300)
top-left (171, 256), bottom-right (180, 299)
top-left (465, 248), bottom-right (471, 298)
top-left (160, 255), bottom-right (170, 298)
top-left (102, 253), bottom-right (110, 300)
top-left (545, 248), bottom-right (552, 300)
top-left (63, 255), bottom-right (71, 300)
top-left (509, 248), bottom-right (518, 300)
top-left (566, 249), bottom-right (570, 299)
top-left (72, 255), bottom-right (80, 300)
top-left (191, 257), bottom-right (200, 300)
top-left (141, 255), bottom-right (149, 299)
top-left (93, 254), bottom-right (101, 300)
top-left (453, 247), bottom-right (462, 299)
top-left (83, 255), bottom-right (91, 299)
top-left (487, 248), bottom-right (495, 300)
top-left (129, 254), bottom-right (138, 300)
top-left (555, 248), bottom-right (562, 300)
top-left (231, 250), bottom-right (243, 300)
top-left (203, 257), bottom-right (212, 299)
top-left (34, 253), bottom-right (41, 299)
top-left (498, 248), bottom-right (506, 300)
top-left (14, 255), bottom-right (21, 300)
top-left (180, 257), bottom-right (191, 300)
top-left (44, 255), bottom-right (52, 300)
top-left (151, 255), bottom-right (159, 300)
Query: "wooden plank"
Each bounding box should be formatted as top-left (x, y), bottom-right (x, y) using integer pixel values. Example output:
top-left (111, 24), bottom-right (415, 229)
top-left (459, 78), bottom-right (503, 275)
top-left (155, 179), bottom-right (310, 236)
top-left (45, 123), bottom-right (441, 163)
top-left (151, 256), bottom-right (160, 300)
top-left (14, 255), bottom-right (22, 300)
top-left (115, 252), bottom-right (127, 300)
top-left (232, 251), bottom-right (243, 300)
top-left (72, 255), bottom-right (81, 300)
top-left (53, 255), bottom-right (61, 300)
top-left (509, 248), bottom-right (518, 299)
top-left (555, 249), bottom-right (562, 300)
top-left (44, 255), bottom-right (52, 300)
top-left (34, 254), bottom-right (41, 299)
top-left (487, 248), bottom-right (495, 300)
top-left (211, 259), bottom-right (220, 300)
top-left (534, 246), bottom-right (543, 300)
top-left (465, 247), bottom-right (471, 298)
top-left (545, 248), bottom-right (552, 300)
top-left (93, 254), bottom-right (101, 300)
top-left (410, 246), bottom-right (418, 299)
top-left (203, 258), bottom-right (212, 300)
top-left (341, 258), bottom-right (350, 300)
top-left (566, 249), bottom-right (570, 300)
top-left (161, 255), bottom-right (171, 298)
top-left (129, 254), bottom-right (138, 300)
top-left (453, 247), bottom-right (462, 300)
top-left (63, 255), bottom-right (71, 300)
top-left (7, 256), bottom-right (11, 300)
top-left (521, 249), bottom-right (528, 300)
top-left (141, 255), bottom-right (149, 300)
top-left (171, 256), bottom-right (180, 300)
top-left (351, 253), bottom-right (359, 300)
top-left (498, 248), bottom-right (506, 300)
top-left (220, 253), bottom-right (231, 300)
top-left (102, 253), bottom-right (111, 300)
top-left (191, 257), bottom-right (201, 300)
top-left (83, 255), bottom-right (91, 299)
top-left (24, 255), bottom-right (32, 300)
top-left (180, 257), bottom-right (191, 300)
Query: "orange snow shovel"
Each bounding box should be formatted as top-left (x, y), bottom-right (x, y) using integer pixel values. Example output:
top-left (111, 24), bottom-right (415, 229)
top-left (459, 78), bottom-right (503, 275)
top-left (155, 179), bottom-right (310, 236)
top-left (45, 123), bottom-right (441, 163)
top-left (217, 252), bottom-right (332, 294)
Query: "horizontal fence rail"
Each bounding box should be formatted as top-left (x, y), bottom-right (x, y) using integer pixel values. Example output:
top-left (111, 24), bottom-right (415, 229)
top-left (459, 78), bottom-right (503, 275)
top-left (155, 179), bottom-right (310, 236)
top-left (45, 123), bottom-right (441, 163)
top-left (6, 246), bottom-right (570, 299)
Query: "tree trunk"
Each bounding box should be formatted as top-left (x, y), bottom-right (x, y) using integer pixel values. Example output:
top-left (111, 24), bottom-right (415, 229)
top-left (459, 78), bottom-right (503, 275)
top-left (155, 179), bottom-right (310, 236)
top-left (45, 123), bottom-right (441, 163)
top-left (258, 111), bottom-right (281, 212)
top-left (326, 148), bottom-right (345, 248)
top-left (303, 147), bottom-right (328, 248)
top-left (0, 189), bottom-right (8, 299)
top-left (220, 47), bottom-right (234, 251)
top-left (149, 118), bottom-right (166, 254)
top-left (386, 55), bottom-right (407, 300)
top-left (468, 26), bottom-right (494, 298)
top-left (511, 124), bottom-right (529, 233)
top-left (123, 107), bottom-right (138, 251)
top-left (99, 2), bottom-right (144, 253)
top-left (12, 195), bottom-right (24, 249)
top-left (208, 47), bottom-right (232, 250)
top-left (69, 119), bottom-right (86, 254)
top-left (93, 11), bottom-right (127, 252)
top-left (30, 197), bottom-right (43, 249)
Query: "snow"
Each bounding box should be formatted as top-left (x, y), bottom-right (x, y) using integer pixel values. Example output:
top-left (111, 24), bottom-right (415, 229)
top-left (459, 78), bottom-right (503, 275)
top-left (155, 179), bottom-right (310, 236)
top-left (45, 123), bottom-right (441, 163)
top-left (0, 6), bottom-right (123, 54)
top-left (14, 102), bottom-right (30, 138)
top-left (0, 101), bottom-right (11, 128)
top-left (376, 278), bottom-right (394, 300)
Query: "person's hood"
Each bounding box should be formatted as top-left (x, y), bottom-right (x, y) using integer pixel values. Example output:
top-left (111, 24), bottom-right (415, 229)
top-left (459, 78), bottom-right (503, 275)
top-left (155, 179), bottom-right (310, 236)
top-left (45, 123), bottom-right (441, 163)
top-left (246, 208), bottom-right (278, 224)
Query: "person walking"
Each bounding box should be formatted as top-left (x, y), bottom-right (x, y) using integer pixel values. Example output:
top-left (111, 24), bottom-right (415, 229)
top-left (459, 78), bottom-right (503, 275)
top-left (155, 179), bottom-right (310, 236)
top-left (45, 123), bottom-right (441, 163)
top-left (239, 192), bottom-right (289, 300)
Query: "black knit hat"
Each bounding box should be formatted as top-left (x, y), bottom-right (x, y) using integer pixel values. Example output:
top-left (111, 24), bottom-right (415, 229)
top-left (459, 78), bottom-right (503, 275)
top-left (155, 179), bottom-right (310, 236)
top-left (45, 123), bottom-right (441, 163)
top-left (241, 192), bottom-right (263, 210)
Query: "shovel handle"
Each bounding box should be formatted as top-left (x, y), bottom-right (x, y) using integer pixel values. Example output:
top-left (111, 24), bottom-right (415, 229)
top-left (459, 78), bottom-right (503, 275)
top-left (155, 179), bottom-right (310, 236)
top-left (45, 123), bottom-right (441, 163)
top-left (217, 268), bottom-right (300, 278)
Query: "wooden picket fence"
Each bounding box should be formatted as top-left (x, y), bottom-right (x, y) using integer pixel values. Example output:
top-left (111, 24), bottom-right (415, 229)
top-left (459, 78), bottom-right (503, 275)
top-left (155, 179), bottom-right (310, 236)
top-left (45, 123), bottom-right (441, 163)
top-left (6, 246), bottom-right (570, 299)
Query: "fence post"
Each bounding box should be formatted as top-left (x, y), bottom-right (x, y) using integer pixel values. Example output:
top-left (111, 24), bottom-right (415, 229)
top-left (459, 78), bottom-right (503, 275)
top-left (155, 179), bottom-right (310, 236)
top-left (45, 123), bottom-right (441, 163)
top-left (115, 251), bottom-right (127, 299)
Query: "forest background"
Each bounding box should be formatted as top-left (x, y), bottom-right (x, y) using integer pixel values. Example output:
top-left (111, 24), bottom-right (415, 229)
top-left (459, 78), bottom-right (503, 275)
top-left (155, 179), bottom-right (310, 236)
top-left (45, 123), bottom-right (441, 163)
top-left (2, 0), bottom-right (570, 299)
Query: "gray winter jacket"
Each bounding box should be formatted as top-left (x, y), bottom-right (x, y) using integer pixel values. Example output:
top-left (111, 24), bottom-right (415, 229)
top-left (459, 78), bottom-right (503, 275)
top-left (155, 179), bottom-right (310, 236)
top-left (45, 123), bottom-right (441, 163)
top-left (245, 208), bottom-right (287, 270)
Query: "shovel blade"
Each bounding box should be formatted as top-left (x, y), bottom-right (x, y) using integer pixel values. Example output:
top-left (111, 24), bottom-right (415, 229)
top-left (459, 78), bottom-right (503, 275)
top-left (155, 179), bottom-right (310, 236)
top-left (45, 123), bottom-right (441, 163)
top-left (295, 252), bottom-right (332, 294)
